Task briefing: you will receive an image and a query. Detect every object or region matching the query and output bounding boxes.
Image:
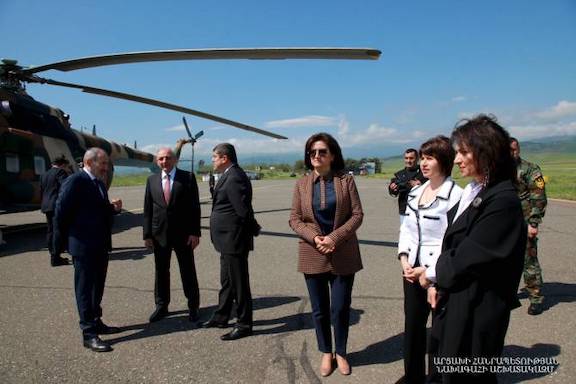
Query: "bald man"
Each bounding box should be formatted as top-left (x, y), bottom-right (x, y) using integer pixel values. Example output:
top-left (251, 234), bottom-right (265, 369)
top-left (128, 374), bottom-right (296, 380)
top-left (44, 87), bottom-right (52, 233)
top-left (54, 148), bottom-right (122, 352)
top-left (143, 148), bottom-right (201, 323)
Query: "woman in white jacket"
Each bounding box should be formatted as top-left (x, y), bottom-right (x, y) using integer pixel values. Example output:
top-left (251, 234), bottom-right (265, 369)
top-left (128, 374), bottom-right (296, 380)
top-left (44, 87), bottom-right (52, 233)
top-left (397, 135), bottom-right (463, 384)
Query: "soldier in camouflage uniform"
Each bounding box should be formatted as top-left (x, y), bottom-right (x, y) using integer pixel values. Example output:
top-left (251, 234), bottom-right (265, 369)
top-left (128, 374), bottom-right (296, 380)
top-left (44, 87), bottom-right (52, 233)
top-left (510, 138), bottom-right (547, 315)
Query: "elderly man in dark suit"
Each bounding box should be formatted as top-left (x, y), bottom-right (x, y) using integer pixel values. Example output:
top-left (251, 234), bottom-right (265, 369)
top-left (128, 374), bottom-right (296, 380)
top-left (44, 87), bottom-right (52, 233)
top-left (54, 148), bottom-right (122, 352)
top-left (40, 155), bottom-right (71, 266)
top-left (143, 147), bottom-right (201, 323)
top-left (201, 143), bottom-right (259, 341)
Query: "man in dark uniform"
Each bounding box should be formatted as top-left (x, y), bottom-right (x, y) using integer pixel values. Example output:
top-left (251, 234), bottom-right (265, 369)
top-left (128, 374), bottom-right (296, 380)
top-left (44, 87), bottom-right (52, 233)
top-left (388, 148), bottom-right (427, 223)
top-left (201, 143), bottom-right (259, 341)
top-left (54, 148), bottom-right (123, 352)
top-left (143, 147), bottom-right (201, 323)
top-left (511, 138), bottom-right (547, 315)
top-left (40, 155), bottom-right (71, 266)
top-left (209, 171), bottom-right (215, 199)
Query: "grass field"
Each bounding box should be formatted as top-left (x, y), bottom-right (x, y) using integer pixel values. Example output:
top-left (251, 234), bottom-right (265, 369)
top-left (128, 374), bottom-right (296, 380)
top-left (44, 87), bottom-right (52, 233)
top-left (377, 152), bottom-right (576, 201)
top-left (112, 151), bottom-right (576, 200)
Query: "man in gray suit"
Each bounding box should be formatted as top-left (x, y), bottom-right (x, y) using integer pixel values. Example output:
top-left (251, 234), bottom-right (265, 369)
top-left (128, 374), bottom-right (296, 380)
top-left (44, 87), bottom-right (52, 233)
top-left (201, 143), bottom-right (259, 340)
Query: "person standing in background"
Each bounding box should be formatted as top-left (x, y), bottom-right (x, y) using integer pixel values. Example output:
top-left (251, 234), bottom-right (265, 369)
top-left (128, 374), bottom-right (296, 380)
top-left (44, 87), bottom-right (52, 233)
top-left (389, 149), bottom-right (428, 224)
top-left (510, 137), bottom-right (547, 315)
top-left (40, 155), bottom-right (71, 267)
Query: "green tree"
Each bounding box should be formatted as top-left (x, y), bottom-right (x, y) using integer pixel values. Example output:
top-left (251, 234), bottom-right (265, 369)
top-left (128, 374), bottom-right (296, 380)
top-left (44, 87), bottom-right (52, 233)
top-left (294, 159), bottom-right (306, 172)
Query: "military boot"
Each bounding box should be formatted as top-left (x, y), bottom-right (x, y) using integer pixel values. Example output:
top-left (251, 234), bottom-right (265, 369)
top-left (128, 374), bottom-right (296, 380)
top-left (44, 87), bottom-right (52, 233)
top-left (527, 302), bottom-right (543, 315)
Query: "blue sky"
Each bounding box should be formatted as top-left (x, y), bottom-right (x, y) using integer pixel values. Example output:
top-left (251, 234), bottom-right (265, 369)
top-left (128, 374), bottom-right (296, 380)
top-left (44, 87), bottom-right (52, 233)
top-left (2, 0), bottom-right (575, 160)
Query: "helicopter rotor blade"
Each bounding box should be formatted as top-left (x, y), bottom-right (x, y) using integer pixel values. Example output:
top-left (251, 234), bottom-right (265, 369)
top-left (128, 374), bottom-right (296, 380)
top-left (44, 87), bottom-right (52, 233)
top-left (40, 78), bottom-right (287, 139)
top-left (22, 48), bottom-right (381, 74)
top-left (182, 116), bottom-right (193, 140)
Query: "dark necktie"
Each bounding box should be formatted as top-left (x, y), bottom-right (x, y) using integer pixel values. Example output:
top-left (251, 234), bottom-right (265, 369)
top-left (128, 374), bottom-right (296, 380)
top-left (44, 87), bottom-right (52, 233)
top-left (93, 179), bottom-right (104, 199)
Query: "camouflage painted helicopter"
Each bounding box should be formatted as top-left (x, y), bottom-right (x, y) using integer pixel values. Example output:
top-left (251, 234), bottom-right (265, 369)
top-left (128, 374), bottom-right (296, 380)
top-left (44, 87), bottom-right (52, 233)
top-left (0, 47), bottom-right (380, 214)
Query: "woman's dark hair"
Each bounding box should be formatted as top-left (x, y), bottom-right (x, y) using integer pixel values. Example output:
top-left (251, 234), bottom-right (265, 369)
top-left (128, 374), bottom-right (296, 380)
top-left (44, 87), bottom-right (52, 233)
top-left (304, 132), bottom-right (345, 172)
top-left (451, 114), bottom-right (516, 185)
top-left (419, 135), bottom-right (454, 177)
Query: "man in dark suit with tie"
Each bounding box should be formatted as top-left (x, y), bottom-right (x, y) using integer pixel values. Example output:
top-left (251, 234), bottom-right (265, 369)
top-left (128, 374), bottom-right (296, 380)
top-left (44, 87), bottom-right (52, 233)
top-left (54, 148), bottom-right (123, 352)
top-left (143, 148), bottom-right (201, 323)
top-left (40, 155), bottom-right (71, 266)
top-left (201, 143), bottom-right (258, 341)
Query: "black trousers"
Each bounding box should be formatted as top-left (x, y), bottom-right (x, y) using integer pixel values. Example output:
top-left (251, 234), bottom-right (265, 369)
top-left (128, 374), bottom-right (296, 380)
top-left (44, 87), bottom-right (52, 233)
top-left (73, 253), bottom-right (108, 338)
top-left (403, 278), bottom-right (439, 384)
top-left (44, 212), bottom-right (59, 259)
top-left (305, 272), bottom-right (355, 357)
top-left (212, 250), bottom-right (252, 329)
top-left (153, 240), bottom-right (200, 311)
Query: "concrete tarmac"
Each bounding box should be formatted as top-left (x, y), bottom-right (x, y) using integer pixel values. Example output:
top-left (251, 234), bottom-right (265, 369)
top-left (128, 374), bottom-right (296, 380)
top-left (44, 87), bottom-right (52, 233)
top-left (0, 178), bottom-right (574, 383)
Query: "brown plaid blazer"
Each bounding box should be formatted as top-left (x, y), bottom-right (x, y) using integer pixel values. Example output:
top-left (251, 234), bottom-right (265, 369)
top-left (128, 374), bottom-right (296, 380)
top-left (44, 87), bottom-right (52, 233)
top-left (289, 172), bottom-right (363, 275)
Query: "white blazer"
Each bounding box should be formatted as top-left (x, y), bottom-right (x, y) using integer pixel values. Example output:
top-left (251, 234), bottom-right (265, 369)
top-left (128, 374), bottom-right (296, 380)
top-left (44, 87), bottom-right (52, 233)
top-left (397, 177), bottom-right (463, 281)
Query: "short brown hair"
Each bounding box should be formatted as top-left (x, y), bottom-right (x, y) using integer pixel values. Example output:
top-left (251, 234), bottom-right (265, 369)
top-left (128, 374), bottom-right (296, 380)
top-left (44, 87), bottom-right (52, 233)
top-left (419, 135), bottom-right (454, 176)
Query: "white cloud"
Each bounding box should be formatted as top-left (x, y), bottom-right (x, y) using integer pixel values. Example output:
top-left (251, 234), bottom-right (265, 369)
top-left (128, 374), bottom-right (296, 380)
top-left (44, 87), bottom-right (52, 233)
top-left (140, 143), bottom-right (172, 155)
top-left (165, 124), bottom-right (185, 132)
top-left (451, 96), bottom-right (467, 103)
top-left (337, 118), bottom-right (423, 146)
top-left (457, 111), bottom-right (476, 120)
top-left (509, 121), bottom-right (576, 140)
top-left (338, 115), bottom-right (349, 136)
top-left (184, 137), bottom-right (306, 156)
top-left (265, 115), bottom-right (337, 128)
top-left (535, 100), bottom-right (576, 120)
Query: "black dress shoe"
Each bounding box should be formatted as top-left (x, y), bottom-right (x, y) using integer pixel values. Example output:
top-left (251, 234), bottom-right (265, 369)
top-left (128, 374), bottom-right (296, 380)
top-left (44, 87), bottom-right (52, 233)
top-left (220, 327), bottom-right (252, 341)
top-left (528, 303), bottom-right (544, 315)
top-left (149, 306), bottom-right (169, 322)
top-left (83, 336), bottom-right (112, 352)
top-left (51, 256), bottom-right (71, 267)
top-left (188, 310), bottom-right (199, 322)
top-left (96, 323), bottom-right (122, 335)
top-left (201, 319), bottom-right (228, 328)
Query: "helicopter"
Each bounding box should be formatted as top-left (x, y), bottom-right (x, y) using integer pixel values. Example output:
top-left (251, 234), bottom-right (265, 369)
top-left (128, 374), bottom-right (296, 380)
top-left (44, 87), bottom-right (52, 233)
top-left (0, 47), bottom-right (381, 214)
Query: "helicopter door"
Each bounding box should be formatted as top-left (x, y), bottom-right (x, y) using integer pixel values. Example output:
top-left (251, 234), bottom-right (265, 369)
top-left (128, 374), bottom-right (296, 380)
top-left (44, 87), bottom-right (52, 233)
top-left (41, 136), bottom-right (77, 172)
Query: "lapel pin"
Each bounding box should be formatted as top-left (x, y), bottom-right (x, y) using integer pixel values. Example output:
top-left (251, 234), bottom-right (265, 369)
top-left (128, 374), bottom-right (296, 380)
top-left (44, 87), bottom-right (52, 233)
top-left (472, 197), bottom-right (483, 208)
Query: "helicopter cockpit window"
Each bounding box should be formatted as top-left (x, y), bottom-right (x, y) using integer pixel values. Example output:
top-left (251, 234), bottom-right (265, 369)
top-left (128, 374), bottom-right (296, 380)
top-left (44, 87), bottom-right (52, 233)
top-left (34, 156), bottom-right (46, 175)
top-left (0, 101), bottom-right (12, 117)
top-left (5, 154), bottom-right (20, 173)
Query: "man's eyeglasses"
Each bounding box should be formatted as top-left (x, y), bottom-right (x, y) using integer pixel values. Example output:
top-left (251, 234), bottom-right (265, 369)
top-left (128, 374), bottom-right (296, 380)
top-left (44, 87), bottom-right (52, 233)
top-left (308, 149), bottom-right (329, 157)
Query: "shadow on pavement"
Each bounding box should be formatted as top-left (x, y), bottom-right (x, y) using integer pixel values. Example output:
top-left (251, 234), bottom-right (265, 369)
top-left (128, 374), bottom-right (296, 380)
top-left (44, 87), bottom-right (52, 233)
top-left (348, 332), bottom-right (403, 367)
top-left (499, 343), bottom-right (560, 383)
top-left (0, 224), bottom-right (46, 257)
top-left (253, 306), bottom-right (364, 336)
top-left (109, 246), bottom-right (152, 261)
top-left (107, 296), bottom-right (302, 346)
top-left (112, 211), bottom-right (143, 234)
top-left (517, 282), bottom-right (576, 312)
top-left (199, 225), bottom-right (398, 248)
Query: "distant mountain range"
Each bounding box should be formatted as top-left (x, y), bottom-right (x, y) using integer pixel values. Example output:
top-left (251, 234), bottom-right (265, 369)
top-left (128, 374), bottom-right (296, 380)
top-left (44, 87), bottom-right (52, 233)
top-left (116, 135), bottom-right (576, 174)
top-left (518, 135), bottom-right (576, 154)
